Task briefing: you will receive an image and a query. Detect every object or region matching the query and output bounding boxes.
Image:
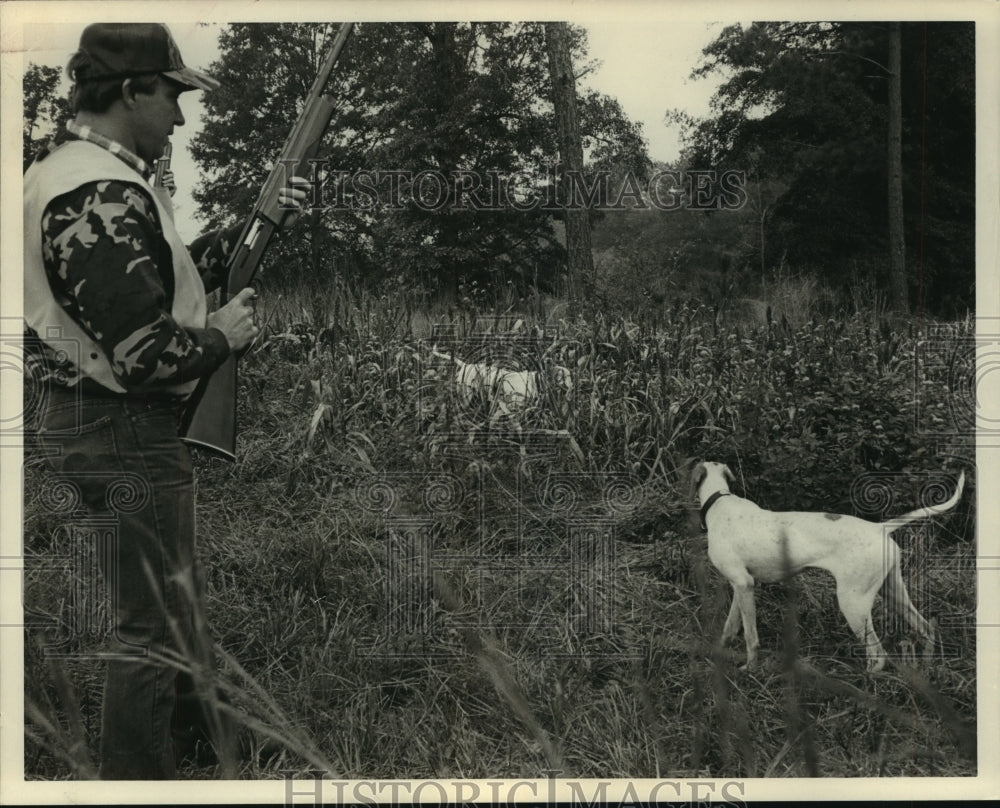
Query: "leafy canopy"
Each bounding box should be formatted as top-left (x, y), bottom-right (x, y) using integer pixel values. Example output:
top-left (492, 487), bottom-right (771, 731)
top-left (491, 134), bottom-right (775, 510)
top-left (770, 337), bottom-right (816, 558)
top-left (676, 21), bottom-right (973, 315)
top-left (190, 22), bottom-right (649, 298)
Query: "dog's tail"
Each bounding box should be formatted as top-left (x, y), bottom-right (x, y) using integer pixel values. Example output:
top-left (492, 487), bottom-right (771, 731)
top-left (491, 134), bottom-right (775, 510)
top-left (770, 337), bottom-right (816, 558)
top-left (881, 471), bottom-right (965, 532)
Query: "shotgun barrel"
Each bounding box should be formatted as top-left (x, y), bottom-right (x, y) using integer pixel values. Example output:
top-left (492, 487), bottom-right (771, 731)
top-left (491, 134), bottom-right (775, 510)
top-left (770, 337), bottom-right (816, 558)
top-left (180, 22), bottom-right (355, 459)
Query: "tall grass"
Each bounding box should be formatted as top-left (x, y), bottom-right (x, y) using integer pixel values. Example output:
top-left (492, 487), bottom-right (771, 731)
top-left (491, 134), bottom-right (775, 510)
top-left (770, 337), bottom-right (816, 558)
top-left (22, 276), bottom-right (976, 779)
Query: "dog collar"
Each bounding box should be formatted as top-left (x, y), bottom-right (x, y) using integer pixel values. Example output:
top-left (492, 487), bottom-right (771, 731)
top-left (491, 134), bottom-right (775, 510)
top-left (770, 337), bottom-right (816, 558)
top-left (699, 491), bottom-right (731, 531)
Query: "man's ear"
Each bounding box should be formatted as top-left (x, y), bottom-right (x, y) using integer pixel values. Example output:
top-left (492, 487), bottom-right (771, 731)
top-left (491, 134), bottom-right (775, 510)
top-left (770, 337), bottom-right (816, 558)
top-left (120, 77), bottom-right (140, 109)
top-left (120, 75), bottom-right (165, 108)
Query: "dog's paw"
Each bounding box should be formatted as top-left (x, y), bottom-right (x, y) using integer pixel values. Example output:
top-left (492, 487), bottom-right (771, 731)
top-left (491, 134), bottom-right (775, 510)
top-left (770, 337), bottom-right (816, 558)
top-left (865, 655), bottom-right (888, 674)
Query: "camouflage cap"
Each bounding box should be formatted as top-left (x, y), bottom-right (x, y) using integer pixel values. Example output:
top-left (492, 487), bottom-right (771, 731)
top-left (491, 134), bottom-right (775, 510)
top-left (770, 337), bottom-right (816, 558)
top-left (73, 23), bottom-right (220, 92)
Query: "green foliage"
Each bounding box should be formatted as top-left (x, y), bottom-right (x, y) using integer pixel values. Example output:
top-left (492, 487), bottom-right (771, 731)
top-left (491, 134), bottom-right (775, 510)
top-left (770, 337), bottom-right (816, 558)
top-left (23, 63), bottom-right (70, 170)
top-left (591, 200), bottom-right (750, 311)
top-left (24, 289), bottom-right (976, 778)
top-left (190, 22), bottom-right (650, 298)
top-left (216, 297), bottom-right (973, 778)
top-left (677, 21), bottom-right (974, 316)
top-left (713, 318), bottom-right (934, 511)
top-left (237, 286), bottom-right (972, 530)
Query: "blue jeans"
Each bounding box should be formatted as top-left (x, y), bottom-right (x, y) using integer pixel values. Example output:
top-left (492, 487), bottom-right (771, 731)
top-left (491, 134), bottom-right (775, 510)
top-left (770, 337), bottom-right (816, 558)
top-left (35, 389), bottom-right (222, 779)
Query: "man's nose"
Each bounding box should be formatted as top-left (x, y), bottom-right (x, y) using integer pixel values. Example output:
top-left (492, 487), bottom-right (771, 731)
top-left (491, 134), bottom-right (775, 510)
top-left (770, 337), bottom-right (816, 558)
top-left (175, 104), bottom-right (185, 127)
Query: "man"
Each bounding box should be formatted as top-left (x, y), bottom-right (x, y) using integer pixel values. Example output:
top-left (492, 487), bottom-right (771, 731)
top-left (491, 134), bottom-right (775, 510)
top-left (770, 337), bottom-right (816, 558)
top-left (23, 23), bottom-right (305, 779)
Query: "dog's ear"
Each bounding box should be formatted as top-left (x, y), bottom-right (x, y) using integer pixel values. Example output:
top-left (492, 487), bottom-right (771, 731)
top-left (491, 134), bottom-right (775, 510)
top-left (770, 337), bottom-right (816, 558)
top-left (689, 462), bottom-right (707, 500)
top-left (723, 465), bottom-right (736, 484)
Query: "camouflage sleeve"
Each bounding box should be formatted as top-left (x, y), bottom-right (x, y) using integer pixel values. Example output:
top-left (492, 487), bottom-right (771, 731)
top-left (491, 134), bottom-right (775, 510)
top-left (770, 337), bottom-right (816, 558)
top-left (41, 180), bottom-right (231, 390)
top-left (188, 222), bottom-right (244, 293)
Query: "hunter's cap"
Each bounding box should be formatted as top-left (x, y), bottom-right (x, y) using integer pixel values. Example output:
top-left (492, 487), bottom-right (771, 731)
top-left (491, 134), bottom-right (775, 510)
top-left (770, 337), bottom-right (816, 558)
top-left (72, 23), bottom-right (220, 92)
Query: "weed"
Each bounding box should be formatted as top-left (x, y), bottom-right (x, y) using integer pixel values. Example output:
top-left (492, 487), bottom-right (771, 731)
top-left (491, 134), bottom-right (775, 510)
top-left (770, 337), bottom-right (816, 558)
top-left (22, 281), bottom-right (976, 779)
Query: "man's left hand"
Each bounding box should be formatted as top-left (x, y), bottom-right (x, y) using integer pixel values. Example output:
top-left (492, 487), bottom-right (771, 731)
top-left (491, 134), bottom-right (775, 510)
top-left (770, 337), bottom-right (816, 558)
top-left (278, 176), bottom-right (312, 228)
top-left (159, 169), bottom-right (177, 198)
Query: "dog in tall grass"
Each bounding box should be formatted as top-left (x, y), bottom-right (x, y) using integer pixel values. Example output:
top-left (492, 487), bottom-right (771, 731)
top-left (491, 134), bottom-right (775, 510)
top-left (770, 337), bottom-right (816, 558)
top-left (691, 461), bottom-right (965, 671)
top-left (431, 348), bottom-right (572, 419)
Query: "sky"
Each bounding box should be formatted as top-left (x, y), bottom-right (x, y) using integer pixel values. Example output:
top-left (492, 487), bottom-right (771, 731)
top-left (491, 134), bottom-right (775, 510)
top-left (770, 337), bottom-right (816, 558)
top-left (585, 20), bottom-right (726, 160)
top-left (19, 19), bottom-right (727, 240)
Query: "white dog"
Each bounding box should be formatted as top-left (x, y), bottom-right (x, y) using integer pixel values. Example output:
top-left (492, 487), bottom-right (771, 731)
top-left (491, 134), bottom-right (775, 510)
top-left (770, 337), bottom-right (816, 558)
top-left (431, 349), bottom-right (571, 418)
top-left (691, 461), bottom-right (965, 671)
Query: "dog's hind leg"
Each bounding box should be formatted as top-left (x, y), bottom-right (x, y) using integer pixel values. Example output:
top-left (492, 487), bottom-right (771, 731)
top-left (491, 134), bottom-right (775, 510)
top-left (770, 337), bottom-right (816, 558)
top-left (884, 539), bottom-right (936, 654)
top-left (836, 581), bottom-right (888, 672)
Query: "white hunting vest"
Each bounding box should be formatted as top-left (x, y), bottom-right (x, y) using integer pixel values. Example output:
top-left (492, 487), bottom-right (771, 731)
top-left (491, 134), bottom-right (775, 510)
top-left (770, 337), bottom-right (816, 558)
top-left (24, 139), bottom-right (207, 396)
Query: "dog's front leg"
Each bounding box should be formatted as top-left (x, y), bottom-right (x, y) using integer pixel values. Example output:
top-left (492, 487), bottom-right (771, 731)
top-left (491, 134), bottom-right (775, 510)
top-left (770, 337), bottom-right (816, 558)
top-left (720, 588), bottom-right (742, 645)
top-left (735, 581), bottom-right (760, 668)
top-left (719, 572), bottom-right (759, 668)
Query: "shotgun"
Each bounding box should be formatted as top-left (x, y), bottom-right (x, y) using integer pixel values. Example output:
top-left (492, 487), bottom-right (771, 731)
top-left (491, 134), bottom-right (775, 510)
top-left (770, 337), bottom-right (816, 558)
top-left (153, 141), bottom-right (172, 187)
top-left (180, 22), bottom-right (355, 460)
top-left (151, 141), bottom-right (176, 221)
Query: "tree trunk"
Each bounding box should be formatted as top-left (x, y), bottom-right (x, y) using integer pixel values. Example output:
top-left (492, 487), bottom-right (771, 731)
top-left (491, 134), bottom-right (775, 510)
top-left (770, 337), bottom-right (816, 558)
top-left (545, 22), bottom-right (593, 309)
top-left (887, 22), bottom-right (908, 314)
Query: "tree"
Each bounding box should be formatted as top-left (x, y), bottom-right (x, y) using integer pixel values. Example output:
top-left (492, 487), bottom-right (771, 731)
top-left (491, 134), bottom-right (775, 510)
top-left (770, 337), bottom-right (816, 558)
top-left (887, 22), bottom-right (907, 313)
top-left (190, 22), bottom-right (648, 300)
top-left (545, 21), bottom-right (594, 306)
top-left (23, 63), bottom-right (69, 170)
top-left (678, 21), bottom-right (973, 316)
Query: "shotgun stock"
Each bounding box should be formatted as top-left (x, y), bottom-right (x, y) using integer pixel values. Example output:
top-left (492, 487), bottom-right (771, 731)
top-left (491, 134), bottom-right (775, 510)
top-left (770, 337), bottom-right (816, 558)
top-left (180, 22), bottom-right (354, 460)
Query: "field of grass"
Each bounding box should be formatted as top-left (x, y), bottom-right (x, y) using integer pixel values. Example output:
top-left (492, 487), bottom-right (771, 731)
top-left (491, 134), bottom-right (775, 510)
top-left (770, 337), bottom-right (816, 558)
top-left (22, 286), bottom-right (977, 780)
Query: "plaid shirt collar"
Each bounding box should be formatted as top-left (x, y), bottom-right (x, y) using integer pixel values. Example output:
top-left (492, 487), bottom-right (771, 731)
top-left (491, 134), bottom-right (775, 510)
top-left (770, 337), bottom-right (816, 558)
top-left (64, 120), bottom-right (153, 179)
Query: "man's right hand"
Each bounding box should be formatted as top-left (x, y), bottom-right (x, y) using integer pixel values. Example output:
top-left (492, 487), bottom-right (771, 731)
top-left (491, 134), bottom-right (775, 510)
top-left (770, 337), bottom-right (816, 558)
top-left (207, 287), bottom-right (260, 353)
